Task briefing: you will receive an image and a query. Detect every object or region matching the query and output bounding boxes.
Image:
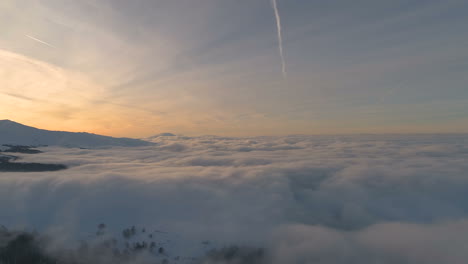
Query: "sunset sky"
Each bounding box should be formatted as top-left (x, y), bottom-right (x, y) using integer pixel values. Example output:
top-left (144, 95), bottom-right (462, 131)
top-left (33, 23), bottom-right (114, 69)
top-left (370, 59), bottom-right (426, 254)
top-left (1, 0), bottom-right (467, 137)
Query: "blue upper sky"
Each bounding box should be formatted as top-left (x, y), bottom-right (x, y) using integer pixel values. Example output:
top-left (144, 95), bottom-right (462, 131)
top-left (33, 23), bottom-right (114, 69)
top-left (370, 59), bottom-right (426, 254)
top-left (0, 0), bottom-right (467, 136)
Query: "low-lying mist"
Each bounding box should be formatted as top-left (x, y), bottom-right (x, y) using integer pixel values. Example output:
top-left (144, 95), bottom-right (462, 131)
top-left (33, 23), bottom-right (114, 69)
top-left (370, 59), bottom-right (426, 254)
top-left (1, 134), bottom-right (468, 263)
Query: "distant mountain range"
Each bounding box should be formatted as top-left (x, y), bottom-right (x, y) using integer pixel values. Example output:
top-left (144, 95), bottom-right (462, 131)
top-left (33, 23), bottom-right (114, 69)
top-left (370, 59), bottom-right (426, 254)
top-left (145, 132), bottom-right (176, 140)
top-left (0, 120), bottom-right (152, 148)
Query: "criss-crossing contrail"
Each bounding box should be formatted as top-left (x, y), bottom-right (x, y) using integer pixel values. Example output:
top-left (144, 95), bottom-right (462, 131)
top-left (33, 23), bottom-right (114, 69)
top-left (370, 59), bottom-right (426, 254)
top-left (25, 34), bottom-right (56, 49)
top-left (271, 0), bottom-right (286, 79)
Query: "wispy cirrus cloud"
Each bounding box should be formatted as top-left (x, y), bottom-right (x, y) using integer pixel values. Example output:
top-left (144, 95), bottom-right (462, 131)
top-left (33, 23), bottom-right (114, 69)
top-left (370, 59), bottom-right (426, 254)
top-left (271, 0), bottom-right (287, 79)
top-left (25, 34), bottom-right (56, 48)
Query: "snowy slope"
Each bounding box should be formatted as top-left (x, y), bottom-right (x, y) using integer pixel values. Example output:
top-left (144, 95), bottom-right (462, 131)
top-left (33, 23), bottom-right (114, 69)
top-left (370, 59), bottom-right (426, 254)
top-left (0, 120), bottom-right (152, 148)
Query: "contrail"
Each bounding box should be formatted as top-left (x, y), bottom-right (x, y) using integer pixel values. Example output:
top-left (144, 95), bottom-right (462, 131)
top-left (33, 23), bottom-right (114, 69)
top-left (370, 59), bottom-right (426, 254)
top-left (271, 0), bottom-right (286, 79)
top-left (25, 34), bottom-right (56, 49)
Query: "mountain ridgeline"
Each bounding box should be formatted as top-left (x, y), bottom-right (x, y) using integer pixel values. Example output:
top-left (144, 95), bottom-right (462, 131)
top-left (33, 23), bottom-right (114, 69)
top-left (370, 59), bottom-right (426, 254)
top-left (0, 120), bottom-right (152, 148)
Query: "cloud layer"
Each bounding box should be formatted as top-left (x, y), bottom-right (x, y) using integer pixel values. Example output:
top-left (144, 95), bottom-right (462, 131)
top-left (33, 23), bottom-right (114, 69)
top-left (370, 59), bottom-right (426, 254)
top-left (1, 134), bottom-right (468, 262)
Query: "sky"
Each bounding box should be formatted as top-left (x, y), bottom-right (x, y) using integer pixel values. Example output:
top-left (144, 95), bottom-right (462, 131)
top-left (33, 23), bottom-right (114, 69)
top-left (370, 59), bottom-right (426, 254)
top-left (1, 0), bottom-right (468, 137)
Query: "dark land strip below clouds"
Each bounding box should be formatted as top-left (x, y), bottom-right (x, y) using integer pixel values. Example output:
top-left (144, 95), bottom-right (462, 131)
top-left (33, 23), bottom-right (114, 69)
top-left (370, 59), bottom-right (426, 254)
top-left (0, 145), bottom-right (67, 172)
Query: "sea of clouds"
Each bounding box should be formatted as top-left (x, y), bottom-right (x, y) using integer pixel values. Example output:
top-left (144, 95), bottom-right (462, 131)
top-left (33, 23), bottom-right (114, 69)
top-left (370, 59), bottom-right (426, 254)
top-left (1, 134), bottom-right (468, 263)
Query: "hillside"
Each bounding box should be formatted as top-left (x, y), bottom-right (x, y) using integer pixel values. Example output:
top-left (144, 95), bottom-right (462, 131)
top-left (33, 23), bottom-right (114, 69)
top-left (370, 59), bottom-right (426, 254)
top-left (0, 120), bottom-right (151, 148)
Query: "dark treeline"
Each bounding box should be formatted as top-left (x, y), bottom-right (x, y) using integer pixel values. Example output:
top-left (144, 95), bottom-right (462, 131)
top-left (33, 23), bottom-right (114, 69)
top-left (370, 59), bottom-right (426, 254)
top-left (0, 225), bottom-right (266, 264)
top-left (2, 145), bottom-right (43, 154)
